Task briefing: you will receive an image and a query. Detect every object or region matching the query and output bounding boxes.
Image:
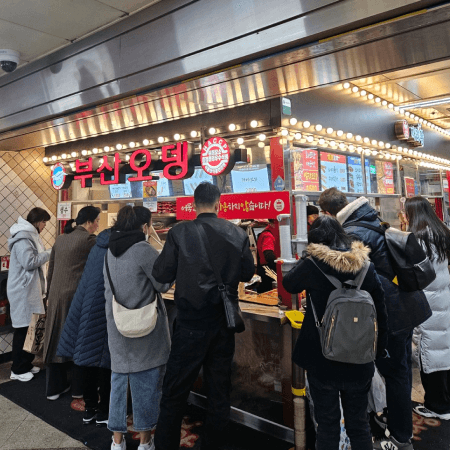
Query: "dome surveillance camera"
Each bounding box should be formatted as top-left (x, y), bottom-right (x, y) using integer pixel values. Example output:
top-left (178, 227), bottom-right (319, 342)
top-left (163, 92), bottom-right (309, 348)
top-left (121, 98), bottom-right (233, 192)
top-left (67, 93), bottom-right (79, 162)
top-left (0, 50), bottom-right (20, 73)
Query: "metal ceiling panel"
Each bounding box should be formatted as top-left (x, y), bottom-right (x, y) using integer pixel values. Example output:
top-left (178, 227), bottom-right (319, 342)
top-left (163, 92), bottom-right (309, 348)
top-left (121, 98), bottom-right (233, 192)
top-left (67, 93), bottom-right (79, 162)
top-left (98, 0), bottom-right (163, 13)
top-left (396, 71), bottom-right (450, 102)
top-left (0, 18), bottom-right (67, 62)
top-left (0, 0), bottom-right (123, 40)
top-left (353, 81), bottom-right (421, 103)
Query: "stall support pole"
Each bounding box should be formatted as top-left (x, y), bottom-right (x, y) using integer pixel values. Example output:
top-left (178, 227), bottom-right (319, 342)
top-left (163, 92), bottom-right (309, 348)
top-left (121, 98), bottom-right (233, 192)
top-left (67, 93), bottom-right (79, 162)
top-left (277, 211), bottom-right (306, 450)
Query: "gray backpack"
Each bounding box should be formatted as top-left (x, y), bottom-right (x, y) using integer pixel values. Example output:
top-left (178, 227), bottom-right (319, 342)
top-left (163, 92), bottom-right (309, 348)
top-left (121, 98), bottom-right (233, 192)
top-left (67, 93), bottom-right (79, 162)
top-left (308, 258), bottom-right (378, 365)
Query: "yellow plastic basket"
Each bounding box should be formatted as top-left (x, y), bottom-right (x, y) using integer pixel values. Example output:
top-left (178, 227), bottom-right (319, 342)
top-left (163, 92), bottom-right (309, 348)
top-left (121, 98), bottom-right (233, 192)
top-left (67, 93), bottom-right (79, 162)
top-left (285, 310), bottom-right (304, 329)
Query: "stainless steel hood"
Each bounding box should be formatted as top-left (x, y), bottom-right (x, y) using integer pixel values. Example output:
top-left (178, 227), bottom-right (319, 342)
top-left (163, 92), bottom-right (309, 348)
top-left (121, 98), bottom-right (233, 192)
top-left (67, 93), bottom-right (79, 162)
top-left (1, 0), bottom-right (450, 152)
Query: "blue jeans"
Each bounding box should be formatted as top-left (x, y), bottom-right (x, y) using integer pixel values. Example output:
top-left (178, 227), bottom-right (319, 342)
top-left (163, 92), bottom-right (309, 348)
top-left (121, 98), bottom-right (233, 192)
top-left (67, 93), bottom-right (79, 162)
top-left (376, 330), bottom-right (413, 443)
top-left (308, 373), bottom-right (373, 450)
top-left (108, 365), bottom-right (166, 433)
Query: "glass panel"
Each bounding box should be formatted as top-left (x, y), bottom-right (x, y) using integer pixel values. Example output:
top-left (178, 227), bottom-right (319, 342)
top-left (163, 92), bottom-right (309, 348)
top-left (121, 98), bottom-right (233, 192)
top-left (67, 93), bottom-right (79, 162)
top-left (418, 167), bottom-right (442, 196)
top-left (364, 157), bottom-right (398, 194)
top-left (320, 152), bottom-right (348, 192)
top-left (347, 156), bottom-right (364, 194)
top-left (290, 147), bottom-right (320, 192)
top-left (399, 162), bottom-right (419, 198)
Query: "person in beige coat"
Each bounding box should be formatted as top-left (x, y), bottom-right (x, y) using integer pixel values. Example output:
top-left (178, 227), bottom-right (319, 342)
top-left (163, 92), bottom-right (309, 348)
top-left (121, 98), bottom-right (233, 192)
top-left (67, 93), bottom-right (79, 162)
top-left (43, 206), bottom-right (100, 400)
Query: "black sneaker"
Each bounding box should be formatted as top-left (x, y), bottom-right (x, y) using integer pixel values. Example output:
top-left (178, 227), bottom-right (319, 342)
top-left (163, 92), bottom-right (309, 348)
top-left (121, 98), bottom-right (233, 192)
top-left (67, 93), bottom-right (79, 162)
top-left (83, 408), bottom-right (97, 425)
top-left (96, 411), bottom-right (109, 427)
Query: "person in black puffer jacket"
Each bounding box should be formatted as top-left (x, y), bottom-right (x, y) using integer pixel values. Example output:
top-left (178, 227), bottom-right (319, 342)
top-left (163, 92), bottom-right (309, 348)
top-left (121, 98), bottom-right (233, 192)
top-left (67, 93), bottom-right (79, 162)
top-left (283, 216), bottom-right (388, 450)
top-left (57, 228), bottom-right (112, 427)
top-left (319, 188), bottom-right (431, 450)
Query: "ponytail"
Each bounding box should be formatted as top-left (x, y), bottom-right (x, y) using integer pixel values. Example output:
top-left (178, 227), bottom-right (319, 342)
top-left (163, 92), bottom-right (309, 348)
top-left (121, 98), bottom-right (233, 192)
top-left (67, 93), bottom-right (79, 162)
top-left (114, 206), bottom-right (151, 232)
top-left (64, 206), bottom-right (100, 234)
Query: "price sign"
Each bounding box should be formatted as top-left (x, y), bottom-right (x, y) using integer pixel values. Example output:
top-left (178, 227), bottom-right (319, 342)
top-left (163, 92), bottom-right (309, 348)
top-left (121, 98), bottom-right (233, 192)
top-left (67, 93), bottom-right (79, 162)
top-left (57, 202), bottom-right (71, 220)
top-left (1, 256), bottom-right (10, 271)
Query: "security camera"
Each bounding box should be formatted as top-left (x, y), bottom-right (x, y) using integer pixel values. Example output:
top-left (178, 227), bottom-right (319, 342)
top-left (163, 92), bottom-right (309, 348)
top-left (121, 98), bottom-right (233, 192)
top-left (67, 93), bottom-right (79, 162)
top-left (0, 50), bottom-right (20, 73)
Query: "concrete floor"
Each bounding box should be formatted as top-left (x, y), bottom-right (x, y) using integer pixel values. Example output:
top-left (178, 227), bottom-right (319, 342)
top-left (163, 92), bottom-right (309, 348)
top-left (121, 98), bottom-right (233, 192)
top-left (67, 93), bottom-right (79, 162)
top-left (0, 359), bottom-right (426, 450)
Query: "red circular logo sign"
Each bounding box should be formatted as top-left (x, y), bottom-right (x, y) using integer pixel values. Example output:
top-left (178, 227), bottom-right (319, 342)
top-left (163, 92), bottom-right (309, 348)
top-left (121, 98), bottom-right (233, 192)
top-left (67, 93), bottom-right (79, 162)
top-left (51, 163), bottom-right (68, 190)
top-left (200, 137), bottom-right (230, 176)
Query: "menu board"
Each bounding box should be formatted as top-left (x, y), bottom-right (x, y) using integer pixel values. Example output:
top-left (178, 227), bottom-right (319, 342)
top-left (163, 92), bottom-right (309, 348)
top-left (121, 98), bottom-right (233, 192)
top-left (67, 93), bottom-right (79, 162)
top-left (109, 174), bottom-right (143, 199)
top-left (320, 152), bottom-right (348, 192)
top-left (375, 161), bottom-right (395, 194)
top-left (231, 164), bottom-right (270, 193)
top-left (292, 148), bottom-right (319, 191)
top-left (347, 156), bottom-right (364, 193)
top-left (183, 168), bottom-right (213, 195)
top-left (404, 176), bottom-right (416, 198)
top-left (365, 160), bottom-right (378, 193)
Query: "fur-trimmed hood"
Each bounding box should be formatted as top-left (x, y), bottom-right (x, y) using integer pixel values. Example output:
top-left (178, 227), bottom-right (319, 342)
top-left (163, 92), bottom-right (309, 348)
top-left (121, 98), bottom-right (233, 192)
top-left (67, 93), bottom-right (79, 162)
top-left (336, 197), bottom-right (369, 225)
top-left (307, 241), bottom-right (370, 274)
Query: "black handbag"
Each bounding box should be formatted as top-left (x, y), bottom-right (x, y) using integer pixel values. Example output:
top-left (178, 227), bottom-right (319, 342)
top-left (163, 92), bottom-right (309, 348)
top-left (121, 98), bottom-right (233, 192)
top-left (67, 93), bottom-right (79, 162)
top-left (194, 221), bottom-right (246, 333)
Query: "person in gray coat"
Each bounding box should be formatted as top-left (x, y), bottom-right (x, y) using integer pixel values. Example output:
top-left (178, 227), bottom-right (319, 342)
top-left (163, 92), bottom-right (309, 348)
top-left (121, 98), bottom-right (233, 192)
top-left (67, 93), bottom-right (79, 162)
top-left (405, 197), bottom-right (450, 420)
top-left (104, 206), bottom-right (170, 450)
top-left (7, 208), bottom-right (51, 382)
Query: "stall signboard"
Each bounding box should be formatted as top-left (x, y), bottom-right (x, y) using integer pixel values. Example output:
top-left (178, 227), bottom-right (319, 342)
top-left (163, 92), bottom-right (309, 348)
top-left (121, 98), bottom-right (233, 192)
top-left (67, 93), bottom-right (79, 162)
top-left (143, 181), bottom-right (158, 212)
top-left (176, 191), bottom-right (290, 220)
top-left (395, 120), bottom-right (424, 147)
top-left (50, 139), bottom-right (240, 190)
top-left (292, 148), bottom-right (319, 191)
top-left (1, 256), bottom-right (10, 272)
top-left (375, 161), bottom-right (395, 194)
top-left (56, 202), bottom-right (71, 220)
top-left (320, 152), bottom-right (348, 192)
top-left (183, 168), bottom-right (214, 195)
top-left (200, 137), bottom-right (231, 176)
top-left (404, 177), bottom-right (416, 198)
top-left (347, 156), bottom-right (364, 193)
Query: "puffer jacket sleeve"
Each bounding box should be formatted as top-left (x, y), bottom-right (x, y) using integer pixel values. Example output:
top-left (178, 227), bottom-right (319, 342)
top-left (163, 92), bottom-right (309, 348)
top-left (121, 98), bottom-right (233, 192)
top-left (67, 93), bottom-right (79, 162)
top-left (14, 238), bottom-right (50, 271)
top-left (282, 257), bottom-right (314, 294)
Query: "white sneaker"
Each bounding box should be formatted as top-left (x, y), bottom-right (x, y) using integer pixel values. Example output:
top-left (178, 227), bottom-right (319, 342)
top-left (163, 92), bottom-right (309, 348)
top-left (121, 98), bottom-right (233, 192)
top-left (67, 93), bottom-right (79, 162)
top-left (413, 404), bottom-right (450, 420)
top-left (30, 366), bottom-right (40, 374)
top-left (138, 437), bottom-right (155, 450)
top-left (111, 436), bottom-right (126, 450)
top-left (47, 385), bottom-right (71, 401)
top-left (10, 371), bottom-right (33, 382)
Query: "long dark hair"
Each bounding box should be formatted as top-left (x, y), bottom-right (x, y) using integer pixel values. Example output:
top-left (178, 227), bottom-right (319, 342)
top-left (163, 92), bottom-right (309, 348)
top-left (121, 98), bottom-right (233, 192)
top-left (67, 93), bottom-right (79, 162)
top-left (308, 215), bottom-right (355, 249)
top-left (405, 196), bottom-right (450, 262)
top-left (114, 206), bottom-right (151, 232)
top-left (64, 206), bottom-right (100, 234)
top-left (26, 207), bottom-right (50, 233)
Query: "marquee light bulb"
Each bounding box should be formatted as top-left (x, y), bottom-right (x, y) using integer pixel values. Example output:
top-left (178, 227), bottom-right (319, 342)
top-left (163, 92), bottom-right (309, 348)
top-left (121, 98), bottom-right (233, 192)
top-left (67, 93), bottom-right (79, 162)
top-left (294, 133), bottom-right (302, 140)
top-left (357, 147), bottom-right (363, 153)
top-left (360, 90), bottom-right (367, 96)
top-left (315, 124), bottom-right (323, 131)
top-left (319, 138), bottom-right (325, 145)
top-left (303, 121), bottom-right (311, 128)
top-left (125, 155), bottom-right (130, 161)
top-left (368, 94), bottom-right (374, 100)
top-left (364, 149), bottom-right (371, 156)
top-left (349, 144), bottom-right (355, 151)
top-left (43, 157), bottom-right (48, 163)
top-left (92, 148), bottom-right (99, 154)
top-left (307, 136), bottom-right (314, 143)
top-left (363, 137), bottom-right (370, 144)
top-left (71, 152), bottom-right (77, 157)
top-left (355, 135), bottom-right (362, 141)
top-left (174, 134), bottom-right (181, 141)
top-left (258, 134), bottom-right (266, 141)
top-left (388, 103), bottom-right (394, 109)
top-left (410, 114), bottom-right (416, 120)
top-left (190, 130), bottom-right (198, 138)
top-left (61, 154), bottom-right (67, 159)
top-left (280, 129), bottom-right (288, 136)
top-left (375, 97), bottom-right (381, 103)
top-left (339, 143), bottom-right (345, 149)
top-left (116, 144), bottom-right (122, 150)
top-left (352, 86), bottom-right (359, 93)
top-left (158, 136), bottom-right (165, 143)
top-left (209, 127), bottom-right (216, 135)
top-left (250, 120), bottom-right (258, 128)
top-left (129, 142), bottom-right (136, 148)
top-left (52, 155), bottom-right (57, 161)
top-left (289, 118), bottom-right (298, 126)
top-left (372, 150), bottom-right (378, 156)
top-left (382, 100), bottom-right (387, 106)
top-left (143, 139), bottom-right (150, 146)
top-left (385, 143), bottom-right (391, 149)
top-left (346, 133), bottom-right (353, 139)
top-left (330, 141), bottom-right (336, 147)
top-left (326, 127), bottom-right (333, 134)
top-left (258, 141), bottom-right (265, 148)
top-left (81, 150), bottom-right (88, 156)
top-left (237, 137), bottom-right (244, 145)
top-left (378, 141), bottom-right (384, 147)
top-left (103, 146), bottom-right (109, 152)
top-left (228, 123), bottom-right (236, 132)
top-left (343, 82), bottom-right (351, 89)
top-left (419, 118), bottom-right (424, 123)
top-left (336, 130), bottom-right (343, 137)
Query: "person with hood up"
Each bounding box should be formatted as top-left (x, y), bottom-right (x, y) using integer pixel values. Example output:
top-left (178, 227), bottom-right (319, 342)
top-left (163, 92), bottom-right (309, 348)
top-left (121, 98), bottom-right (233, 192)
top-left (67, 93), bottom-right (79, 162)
top-left (44, 205), bottom-right (100, 400)
top-left (104, 206), bottom-right (171, 450)
top-left (7, 208), bottom-right (51, 382)
top-left (283, 215), bottom-right (388, 450)
top-left (57, 228), bottom-right (112, 427)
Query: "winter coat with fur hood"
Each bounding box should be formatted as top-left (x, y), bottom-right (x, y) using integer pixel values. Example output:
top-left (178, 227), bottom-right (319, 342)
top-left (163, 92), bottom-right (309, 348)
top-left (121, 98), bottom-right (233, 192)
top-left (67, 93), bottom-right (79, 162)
top-left (7, 217), bottom-right (51, 328)
top-left (337, 197), bottom-right (431, 335)
top-left (283, 241), bottom-right (388, 382)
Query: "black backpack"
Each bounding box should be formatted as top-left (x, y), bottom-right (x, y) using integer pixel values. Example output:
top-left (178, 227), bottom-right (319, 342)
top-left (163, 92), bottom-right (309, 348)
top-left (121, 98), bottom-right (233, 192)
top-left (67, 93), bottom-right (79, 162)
top-left (343, 221), bottom-right (436, 292)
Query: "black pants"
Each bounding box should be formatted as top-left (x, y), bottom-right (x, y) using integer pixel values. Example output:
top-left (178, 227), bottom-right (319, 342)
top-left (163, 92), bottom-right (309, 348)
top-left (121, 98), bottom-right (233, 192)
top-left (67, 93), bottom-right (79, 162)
top-left (11, 327), bottom-right (34, 375)
top-left (308, 373), bottom-right (373, 450)
top-left (420, 368), bottom-right (450, 414)
top-left (154, 324), bottom-right (235, 450)
top-left (46, 362), bottom-right (84, 397)
top-left (83, 366), bottom-right (111, 414)
top-left (375, 330), bottom-right (413, 444)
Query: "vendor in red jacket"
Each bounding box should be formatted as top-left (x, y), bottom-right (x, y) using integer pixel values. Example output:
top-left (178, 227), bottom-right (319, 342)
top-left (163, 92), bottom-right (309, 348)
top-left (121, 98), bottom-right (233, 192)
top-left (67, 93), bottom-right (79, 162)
top-left (256, 219), bottom-right (278, 293)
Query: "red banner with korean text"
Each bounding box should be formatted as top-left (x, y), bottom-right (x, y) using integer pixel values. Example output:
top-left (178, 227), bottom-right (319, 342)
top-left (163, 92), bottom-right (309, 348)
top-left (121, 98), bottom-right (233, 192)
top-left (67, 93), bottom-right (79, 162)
top-left (176, 191), bottom-right (291, 220)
